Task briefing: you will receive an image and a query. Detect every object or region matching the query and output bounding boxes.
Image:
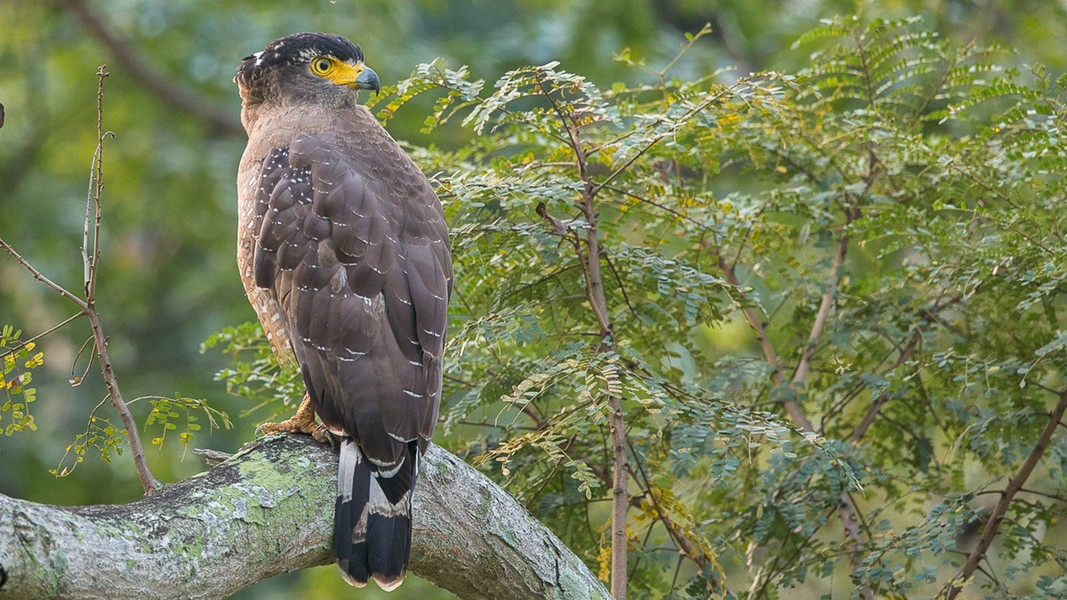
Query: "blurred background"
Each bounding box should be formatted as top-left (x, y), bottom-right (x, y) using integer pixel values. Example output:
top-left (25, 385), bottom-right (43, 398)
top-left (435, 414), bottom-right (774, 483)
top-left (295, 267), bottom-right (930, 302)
top-left (1, 1), bottom-right (1065, 597)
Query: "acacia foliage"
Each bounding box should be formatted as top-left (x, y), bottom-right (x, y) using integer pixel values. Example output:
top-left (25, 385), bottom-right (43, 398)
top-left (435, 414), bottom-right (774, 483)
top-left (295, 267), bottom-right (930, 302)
top-left (214, 15), bottom-right (1066, 599)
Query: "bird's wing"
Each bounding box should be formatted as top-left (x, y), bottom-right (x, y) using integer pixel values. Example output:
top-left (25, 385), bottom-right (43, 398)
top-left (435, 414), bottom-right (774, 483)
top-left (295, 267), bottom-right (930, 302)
top-left (250, 131), bottom-right (450, 474)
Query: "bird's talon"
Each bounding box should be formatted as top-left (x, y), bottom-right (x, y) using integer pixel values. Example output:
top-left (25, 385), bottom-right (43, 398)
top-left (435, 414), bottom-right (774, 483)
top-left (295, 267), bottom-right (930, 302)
top-left (308, 424), bottom-right (331, 444)
top-left (256, 418), bottom-right (330, 443)
top-left (256, 396), bottom-right (330, 444)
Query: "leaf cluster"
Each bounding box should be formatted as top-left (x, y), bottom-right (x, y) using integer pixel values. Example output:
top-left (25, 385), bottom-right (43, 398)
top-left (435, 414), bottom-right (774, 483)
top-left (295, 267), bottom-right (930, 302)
top-left (0, 324), bottom-right (42, 435)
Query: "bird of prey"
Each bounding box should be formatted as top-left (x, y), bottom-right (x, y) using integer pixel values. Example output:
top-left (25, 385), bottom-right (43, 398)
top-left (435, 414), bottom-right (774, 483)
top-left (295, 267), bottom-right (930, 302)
top-left (234, 32), bottom-right (452, 590)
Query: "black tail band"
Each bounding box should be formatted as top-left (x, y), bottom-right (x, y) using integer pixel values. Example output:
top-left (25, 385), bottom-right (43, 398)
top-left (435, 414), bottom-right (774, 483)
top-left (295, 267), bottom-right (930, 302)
top-left (334, 438), bottom-right (418, 591)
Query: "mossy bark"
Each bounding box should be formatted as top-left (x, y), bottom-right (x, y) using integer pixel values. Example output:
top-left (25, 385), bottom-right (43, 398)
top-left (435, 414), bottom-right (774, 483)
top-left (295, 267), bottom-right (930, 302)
top-left (0, 435), bottom-right (609, 600)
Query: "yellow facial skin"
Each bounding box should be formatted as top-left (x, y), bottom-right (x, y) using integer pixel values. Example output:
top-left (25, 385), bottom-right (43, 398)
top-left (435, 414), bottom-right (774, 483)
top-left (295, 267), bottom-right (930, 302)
top-left (309, 56), bottom-right (366, 87)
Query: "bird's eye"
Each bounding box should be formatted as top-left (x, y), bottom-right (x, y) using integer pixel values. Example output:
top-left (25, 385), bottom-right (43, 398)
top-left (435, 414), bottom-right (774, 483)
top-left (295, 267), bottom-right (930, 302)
top-left (311, 57), bottom-right (334, 75)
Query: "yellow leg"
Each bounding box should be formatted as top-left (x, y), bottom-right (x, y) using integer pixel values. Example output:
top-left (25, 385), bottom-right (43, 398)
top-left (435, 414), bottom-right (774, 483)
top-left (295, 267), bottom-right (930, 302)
top-left (256, 393), bottom-right (330, 443)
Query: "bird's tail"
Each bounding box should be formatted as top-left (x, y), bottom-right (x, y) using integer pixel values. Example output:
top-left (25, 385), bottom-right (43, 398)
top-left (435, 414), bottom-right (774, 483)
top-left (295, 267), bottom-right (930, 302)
top-left (334, 437), bottom-right (417, 591)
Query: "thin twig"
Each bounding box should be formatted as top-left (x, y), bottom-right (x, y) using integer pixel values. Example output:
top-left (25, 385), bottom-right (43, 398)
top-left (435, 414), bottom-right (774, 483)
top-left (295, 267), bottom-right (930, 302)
top-left (627, 438), bottom-right (721, 589)
top-left (600, 184), bottom-right (710, 231)
top-left (87, 68), bottom-right (113, 301)
top-left (601, 251), bottom-right (639, 321)
top-left (849, 294), bottom-right (964, 443)
top-left (0, 313), bottom-right (85, 360)
top-left (53, 395), bottom-right (111, 477)
top-left (591, 86), bottom-right (731, 198)
top-left (68, 334), bottom-right (98, 387)
top-left (0, 240), bottom-right (89, 311)
top-left (572, 439), bottom-right (717, 590)
top-left (87, 66), bottom-right (159, 495)
top-left (83, 147), bottom-right (97, 294)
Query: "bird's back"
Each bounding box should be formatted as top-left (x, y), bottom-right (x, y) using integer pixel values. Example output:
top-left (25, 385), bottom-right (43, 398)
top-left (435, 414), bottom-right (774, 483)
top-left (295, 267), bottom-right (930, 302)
top-left (236, 94), bottom-right (451, 589)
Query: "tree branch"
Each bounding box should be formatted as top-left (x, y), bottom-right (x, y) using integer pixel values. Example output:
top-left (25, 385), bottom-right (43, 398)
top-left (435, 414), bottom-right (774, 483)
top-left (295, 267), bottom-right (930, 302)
top-left (712, 250), bottom-right (785, 386)
top-left (710, 205), bottom-right (872, 599)
top-left (83, 66), bottom-right (158, 495)
top-left (0, 240), bottom-right (88, 311)
top-left (64, 0), bottom-right (243, 137)
top-left (0, 435), bottom-right (609, 600)
top-left (941, 389), bottom-right (1067, 599)
top-left (536, 72), bottom-right (629, 598)
top-left (789, 207), bottom-right (855, 397)
top-left (849, 293), bottom-right (964, 444)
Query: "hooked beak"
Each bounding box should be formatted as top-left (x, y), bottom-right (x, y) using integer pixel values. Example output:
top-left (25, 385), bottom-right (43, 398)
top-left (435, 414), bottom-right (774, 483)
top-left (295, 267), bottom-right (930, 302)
top-left (328, 61), bottom-right (382, 95)
top-left (354, 65), bottom-right (381, 94)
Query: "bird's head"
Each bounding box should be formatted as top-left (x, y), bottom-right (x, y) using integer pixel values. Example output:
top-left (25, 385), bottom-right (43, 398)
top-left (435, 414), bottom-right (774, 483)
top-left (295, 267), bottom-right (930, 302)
top-left (235, 32), bottom-right (381, 111)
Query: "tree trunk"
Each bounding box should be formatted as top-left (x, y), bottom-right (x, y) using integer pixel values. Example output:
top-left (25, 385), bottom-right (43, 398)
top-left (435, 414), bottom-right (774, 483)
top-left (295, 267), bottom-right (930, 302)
top-left (0, 435), bottom-right (609, 600)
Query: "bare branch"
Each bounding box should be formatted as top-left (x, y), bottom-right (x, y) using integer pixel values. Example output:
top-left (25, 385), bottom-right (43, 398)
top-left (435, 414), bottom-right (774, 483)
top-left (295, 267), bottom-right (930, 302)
top-left (81, 66), bottom-right (159, 495)
top-left (86, 65), bottom-right (112, 301)
top-left (0, 66), bottom-right (159, 495)
top-left (0, 240), bottom-right (89, 311)
top-left (0, 313), bottom-right (83, 362)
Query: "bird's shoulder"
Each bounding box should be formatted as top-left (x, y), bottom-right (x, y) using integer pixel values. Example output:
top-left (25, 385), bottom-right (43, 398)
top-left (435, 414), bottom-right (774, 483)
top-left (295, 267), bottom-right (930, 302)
top-left (245, 105), bottom-right (439, 211)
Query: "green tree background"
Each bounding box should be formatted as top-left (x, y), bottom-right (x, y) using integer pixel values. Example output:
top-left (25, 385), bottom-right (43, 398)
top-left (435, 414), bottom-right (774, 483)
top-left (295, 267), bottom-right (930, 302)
top-left (1, 1), bottom-right (1065, 598)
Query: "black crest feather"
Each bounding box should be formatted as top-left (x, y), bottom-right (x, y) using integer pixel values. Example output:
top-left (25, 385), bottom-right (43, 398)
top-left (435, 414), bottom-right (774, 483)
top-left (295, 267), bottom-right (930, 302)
top-left (235, 32), bottom-right (364, 88)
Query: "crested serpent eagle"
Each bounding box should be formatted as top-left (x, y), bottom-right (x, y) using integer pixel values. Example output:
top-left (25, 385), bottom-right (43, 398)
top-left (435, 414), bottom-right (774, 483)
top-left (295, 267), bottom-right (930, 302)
top-left (234, 32), bottom-right (452, 591)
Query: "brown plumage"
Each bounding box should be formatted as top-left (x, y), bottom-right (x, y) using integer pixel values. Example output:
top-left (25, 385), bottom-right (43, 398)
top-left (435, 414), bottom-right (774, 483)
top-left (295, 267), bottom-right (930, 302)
top-left (234, 32), bottom-right (451, 591)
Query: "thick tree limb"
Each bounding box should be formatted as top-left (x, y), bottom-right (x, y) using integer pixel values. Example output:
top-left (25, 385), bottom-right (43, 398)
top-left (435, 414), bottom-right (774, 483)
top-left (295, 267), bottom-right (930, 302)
top-left (0, 435), bottom-right (609, 600)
